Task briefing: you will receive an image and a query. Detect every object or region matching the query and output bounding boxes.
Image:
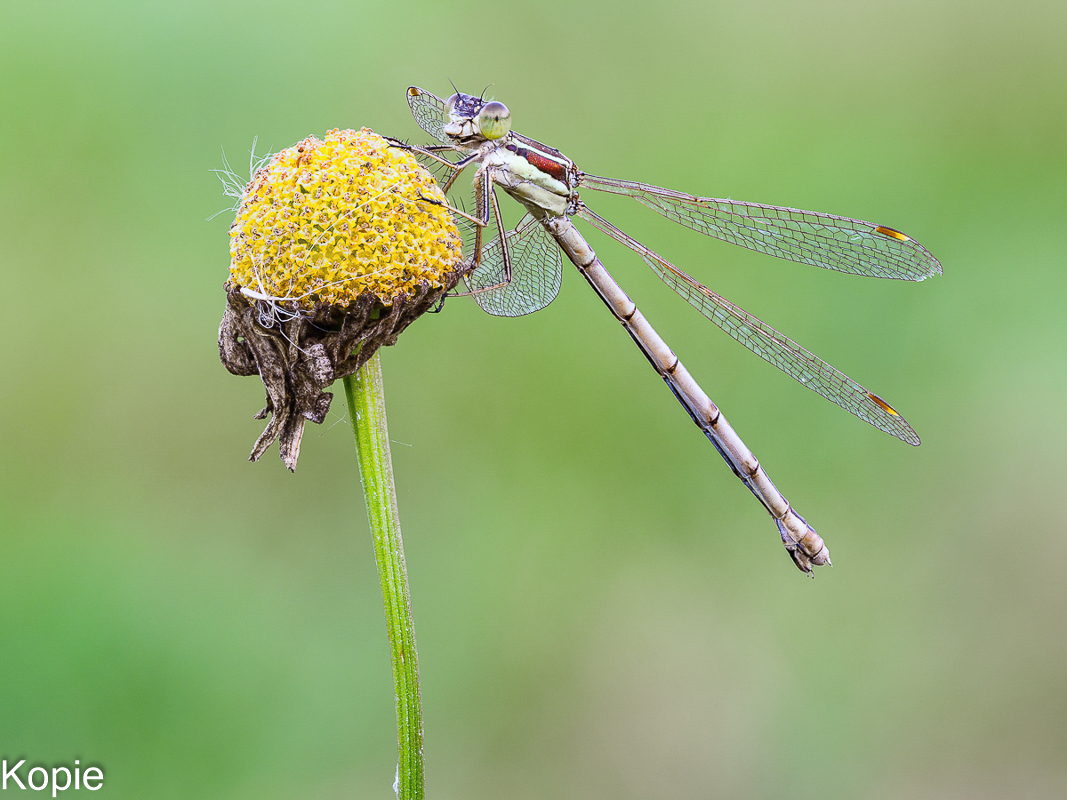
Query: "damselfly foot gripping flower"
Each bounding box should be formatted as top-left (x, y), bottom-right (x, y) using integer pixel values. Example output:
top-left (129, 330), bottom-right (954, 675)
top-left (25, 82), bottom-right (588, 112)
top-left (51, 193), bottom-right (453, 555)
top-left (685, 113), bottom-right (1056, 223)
top-left (217, 128), bottom-right (463, 470)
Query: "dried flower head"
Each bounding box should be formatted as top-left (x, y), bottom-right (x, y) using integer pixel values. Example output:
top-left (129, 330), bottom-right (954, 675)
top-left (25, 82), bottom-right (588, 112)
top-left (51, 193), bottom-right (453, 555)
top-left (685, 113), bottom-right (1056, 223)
top-left (218, 128), bottom-right (463, 470)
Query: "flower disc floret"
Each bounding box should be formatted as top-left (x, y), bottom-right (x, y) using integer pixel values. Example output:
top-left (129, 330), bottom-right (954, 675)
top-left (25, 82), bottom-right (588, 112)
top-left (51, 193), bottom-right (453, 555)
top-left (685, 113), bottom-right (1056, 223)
top-left (228, 128), bottom-right (462, 309)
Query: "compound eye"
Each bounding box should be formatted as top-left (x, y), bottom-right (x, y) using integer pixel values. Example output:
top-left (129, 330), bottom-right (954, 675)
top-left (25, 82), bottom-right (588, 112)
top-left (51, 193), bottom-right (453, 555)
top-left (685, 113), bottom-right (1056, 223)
top-left (476, 101), bottom-right (511, 140)
top-left (444, 93), bottom-right (460, 116)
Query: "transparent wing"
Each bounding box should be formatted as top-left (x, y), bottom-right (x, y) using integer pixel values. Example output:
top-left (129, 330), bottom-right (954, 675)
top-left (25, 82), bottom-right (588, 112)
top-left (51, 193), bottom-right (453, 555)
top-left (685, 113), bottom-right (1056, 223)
top-left (466, 214), bottom-right (563, 317)
top-left (406, 86), bottom-right (451, 145)
top-left (580, 174), bottom-right (941, 281)
top-left (578, 206), bottom-right (920, 445)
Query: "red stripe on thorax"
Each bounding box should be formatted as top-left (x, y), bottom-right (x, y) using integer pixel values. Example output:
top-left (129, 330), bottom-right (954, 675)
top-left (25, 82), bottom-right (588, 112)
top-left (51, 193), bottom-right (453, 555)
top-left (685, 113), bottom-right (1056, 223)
top-left (507, 143), bottom-right (569, 182)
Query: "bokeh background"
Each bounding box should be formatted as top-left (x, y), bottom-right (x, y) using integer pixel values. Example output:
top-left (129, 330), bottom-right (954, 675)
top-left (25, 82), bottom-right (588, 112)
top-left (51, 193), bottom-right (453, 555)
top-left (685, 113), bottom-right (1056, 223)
top-left (1, 1), bottom-right (1064, 797)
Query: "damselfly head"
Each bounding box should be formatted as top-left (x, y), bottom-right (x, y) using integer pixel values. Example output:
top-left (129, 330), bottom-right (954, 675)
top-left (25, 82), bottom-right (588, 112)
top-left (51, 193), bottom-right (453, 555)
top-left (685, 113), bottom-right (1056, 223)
top-left (443, 91), bottom-right (500, 142)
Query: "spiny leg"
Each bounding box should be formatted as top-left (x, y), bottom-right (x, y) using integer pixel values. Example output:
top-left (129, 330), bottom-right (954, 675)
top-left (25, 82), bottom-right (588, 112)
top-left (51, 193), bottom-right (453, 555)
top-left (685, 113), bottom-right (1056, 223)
top-left (415, 190), bottom-right (487, 229)
top-left (447, 172), bottom-right (520, 298)
top-left (383, 136), bottom-right (478, 172)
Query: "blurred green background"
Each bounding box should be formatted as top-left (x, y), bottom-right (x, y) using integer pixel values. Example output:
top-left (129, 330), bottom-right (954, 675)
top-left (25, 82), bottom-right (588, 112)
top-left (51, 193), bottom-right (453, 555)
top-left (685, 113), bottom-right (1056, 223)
top-left (1, 0), bottom-right (1064, 797)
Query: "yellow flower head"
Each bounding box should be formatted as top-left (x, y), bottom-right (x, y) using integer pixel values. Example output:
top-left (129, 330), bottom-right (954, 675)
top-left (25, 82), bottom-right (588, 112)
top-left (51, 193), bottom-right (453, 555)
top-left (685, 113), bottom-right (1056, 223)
top-left (227, 128), bottom-right (462, 309)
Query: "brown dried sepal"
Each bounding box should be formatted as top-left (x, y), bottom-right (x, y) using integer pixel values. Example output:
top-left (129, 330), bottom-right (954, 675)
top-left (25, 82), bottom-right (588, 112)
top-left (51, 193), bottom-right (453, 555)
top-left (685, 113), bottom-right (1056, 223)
top-left (218, 281), bottom-right (449, 470)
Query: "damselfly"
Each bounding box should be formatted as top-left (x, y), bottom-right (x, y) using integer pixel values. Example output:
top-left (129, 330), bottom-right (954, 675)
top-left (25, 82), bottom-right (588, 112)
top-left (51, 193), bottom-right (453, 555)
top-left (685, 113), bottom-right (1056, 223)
top-left (393, 86), bottom-right (941, 575)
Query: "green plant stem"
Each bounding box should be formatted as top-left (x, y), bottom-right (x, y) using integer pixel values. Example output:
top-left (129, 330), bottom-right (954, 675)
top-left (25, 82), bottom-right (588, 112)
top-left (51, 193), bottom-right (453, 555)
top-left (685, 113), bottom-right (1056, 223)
top-left (343, 352), bottom-right (424, 800)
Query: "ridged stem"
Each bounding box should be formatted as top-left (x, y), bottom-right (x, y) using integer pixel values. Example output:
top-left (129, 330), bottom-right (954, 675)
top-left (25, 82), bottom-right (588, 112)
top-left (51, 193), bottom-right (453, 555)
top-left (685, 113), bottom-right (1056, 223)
top-left (343, 353), bottom-right (424, 800)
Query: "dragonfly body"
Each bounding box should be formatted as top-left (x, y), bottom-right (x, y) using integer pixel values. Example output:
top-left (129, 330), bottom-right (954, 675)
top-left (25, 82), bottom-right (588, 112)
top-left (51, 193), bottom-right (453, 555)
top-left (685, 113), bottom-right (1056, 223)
top-left (399, 86), bottom-right (940, 575)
